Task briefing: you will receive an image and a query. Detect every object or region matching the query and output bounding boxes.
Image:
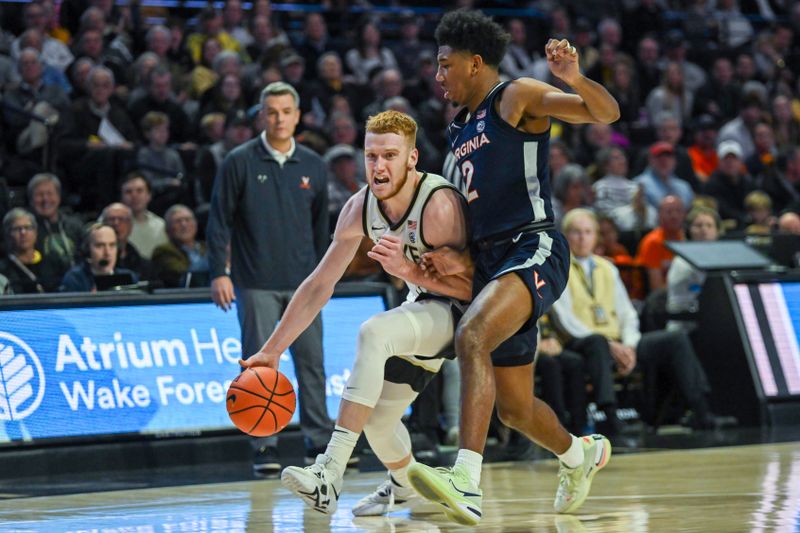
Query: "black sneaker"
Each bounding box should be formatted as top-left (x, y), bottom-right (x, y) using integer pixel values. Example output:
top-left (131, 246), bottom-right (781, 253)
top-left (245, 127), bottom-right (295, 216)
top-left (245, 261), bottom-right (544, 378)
top-left (253, 446), bottom-right (281, 477)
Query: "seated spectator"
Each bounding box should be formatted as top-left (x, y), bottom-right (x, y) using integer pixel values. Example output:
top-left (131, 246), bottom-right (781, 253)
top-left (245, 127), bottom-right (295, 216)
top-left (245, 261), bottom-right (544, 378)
top-left (151, 205), bottom-right (209, 288)
top-left (194, 109), bottom-right (254, 208)
top-left (28, 173), bottom-right (82, 269)
top-left (693, 57), bottom-right (738, 122)
top-left (71, 28), bottom-right (129, 90)
top-left (62, 65), bottom-right (138, 211)
top-left (702, 140), bottom-right (755, 229)
top-left (361, 68), bottom-right (406, 123)
top-left (592, 147), bottom-right (636, 217)
top-left (552, 208), bottom-right (715, 430)
top-left (549, 140), bottom-right (573, 183)
top-left (198, 112), bottom-right (226, 145)
top-left (136, 111), bottom-right (186, 197)
top-left (632, 112), bottom-right (698, 190)
top-left (120, 172), bottom-right (168, 259)
top-left (645, 61), bottom-right (694, 127)
top-left (185, 7), bottom-right (247, 67)
top-left (60, 223), bottom-right (138, 292)
top-left (771, 94), bottom-right (800, 153)
top-left (778, 211), bottom-right (800, 234)
top-left (17, 29), bottom-right (72, 94)
top-left (128, 65), bottom-right (193, 144)
top-left (606, 59), bottom-right (641, 135)
top-left (11, 3), bottom-right (74, 72)
top-left (393, 13), bottom-right (436, 81)
top-left (186, 36), bottom-right (222, 100)
top-left (99, 202), bottom-right (151, 280)
top-left (635, 195), bottom-right (686, 291)
top-left (666, 206), bottom-right (722, 331)
top-left (0, 208), bottom-right (66, 293)
top-left (745, 122), bottom-right (778, 178)
top-left (595, 215), bottom-right (633, 265)
top-left (4, 48), bottom-right (71, 162)
top-left (757, 146), bottom-right (800, 215)
top-left (744, 191), bottom-right (776, 234)
top-left (222, 0), bottom-right (253, 48)
top-left (246, 14), bottom-right (290, 64)
top-left (634, 142), bottom-right (694, 209)
top-left (534, 314), bottom-right (587, 436)
top-left (66, 57), bottom-right (94, 101)
top-left (718, 94), bottom-right (763, 161)
top-left (293, 13), bottom-right (342, 81)
top-left (326, 111), bottom-right (365, 178)
top-left (686, 114), bottom-right (719, 185)
top-left (324, 144), bottom-right (364, 230)
top-left (310, 51), bottom-right (366, 117)
top-left (344, 20), bottom-right (398, 85)
top-left (276, 52), bottom-right (314, 115)
top-left (552, 163), bottom-right (592, 227)
top-left (610, 185), bottom-right (658, 233)
top-left (197, 67), bottom-right (248, 118)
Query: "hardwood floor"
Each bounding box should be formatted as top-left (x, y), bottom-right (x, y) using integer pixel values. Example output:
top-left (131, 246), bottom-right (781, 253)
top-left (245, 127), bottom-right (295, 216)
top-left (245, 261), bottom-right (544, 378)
top-left (1, 442), bottom-right (798, 532)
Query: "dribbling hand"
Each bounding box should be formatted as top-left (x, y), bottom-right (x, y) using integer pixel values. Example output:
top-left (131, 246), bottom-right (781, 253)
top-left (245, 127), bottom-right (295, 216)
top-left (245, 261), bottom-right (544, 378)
top-left (545, 38), bottom-right (580, 85)
top-left (239, 350), bottom-right (280, 369)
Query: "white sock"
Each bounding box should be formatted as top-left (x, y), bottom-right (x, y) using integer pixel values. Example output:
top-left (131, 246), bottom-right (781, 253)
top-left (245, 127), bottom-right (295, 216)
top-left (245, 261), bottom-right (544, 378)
top-left (323, 425), bottom-right (359, 477)
top-left (389, 456), bottom-right (415, 488)
top-left (455, 449), bottom-right (483, 486)
top-left (557, 435), bottom-right (585, 469)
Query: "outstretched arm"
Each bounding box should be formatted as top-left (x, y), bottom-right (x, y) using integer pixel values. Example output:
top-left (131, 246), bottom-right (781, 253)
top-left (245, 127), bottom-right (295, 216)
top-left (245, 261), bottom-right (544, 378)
top-left (507, 39), bottom-right (620, 126)
top-left (241, 190), bottom-right (366, 368)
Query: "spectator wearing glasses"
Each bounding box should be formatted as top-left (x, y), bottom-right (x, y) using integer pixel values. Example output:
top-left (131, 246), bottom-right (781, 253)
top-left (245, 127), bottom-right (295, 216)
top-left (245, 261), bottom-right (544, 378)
top-left (0, 208), bottom-right (66, 293)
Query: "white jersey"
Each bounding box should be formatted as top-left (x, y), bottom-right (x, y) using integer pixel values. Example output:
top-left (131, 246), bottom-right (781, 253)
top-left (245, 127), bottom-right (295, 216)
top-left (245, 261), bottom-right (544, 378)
top-left (363, 172), bottom-right (460, 302)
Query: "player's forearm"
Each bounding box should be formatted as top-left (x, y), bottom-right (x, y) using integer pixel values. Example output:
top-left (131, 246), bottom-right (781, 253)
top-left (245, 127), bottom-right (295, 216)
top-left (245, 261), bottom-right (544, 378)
top-left (568, 75), bottom-right (620, 124)
top-left (404, 262), bottom-right (473, 301)
top-left (259, 276), bottom-right (334, 355)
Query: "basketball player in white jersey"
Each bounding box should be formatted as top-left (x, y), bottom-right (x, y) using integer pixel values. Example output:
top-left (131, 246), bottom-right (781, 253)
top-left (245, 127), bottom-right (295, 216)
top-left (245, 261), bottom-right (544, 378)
top-left (241, 110), bottom-right (470, 515)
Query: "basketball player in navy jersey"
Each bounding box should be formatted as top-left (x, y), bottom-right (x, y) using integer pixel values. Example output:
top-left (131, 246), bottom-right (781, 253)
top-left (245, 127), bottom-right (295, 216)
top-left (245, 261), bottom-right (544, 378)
top-left (241, 111), bottom-right (471, 516)
top-left (407, 10), bottom-right (620, 525)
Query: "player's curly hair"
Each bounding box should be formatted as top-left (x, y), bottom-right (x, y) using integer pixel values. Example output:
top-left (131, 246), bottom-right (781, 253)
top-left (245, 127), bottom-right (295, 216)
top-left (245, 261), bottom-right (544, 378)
top-left (435, 9), bottom-right (510, 68)
top-left (365, 110), bottom-right (417, 145)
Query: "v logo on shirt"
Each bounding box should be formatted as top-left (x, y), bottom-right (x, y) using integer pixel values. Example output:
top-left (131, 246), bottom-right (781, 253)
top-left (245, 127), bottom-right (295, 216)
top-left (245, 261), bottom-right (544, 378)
top-left (300, 176), bottom-right (312, 189)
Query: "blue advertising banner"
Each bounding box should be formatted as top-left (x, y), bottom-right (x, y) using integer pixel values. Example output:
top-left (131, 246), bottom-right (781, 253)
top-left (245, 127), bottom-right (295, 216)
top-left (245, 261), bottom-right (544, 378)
top-left (0, 295), bottom-right (387, 443)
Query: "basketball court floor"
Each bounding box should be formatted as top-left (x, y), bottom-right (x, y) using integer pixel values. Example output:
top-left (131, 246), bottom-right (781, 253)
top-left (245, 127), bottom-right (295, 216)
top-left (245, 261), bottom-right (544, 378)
top-left (1, 428), bottom-right (799, 532)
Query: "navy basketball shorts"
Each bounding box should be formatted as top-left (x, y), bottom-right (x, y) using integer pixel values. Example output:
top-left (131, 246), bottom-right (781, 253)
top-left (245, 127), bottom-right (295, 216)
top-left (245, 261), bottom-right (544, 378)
top-left (472, 229), bottom-right (570, 367)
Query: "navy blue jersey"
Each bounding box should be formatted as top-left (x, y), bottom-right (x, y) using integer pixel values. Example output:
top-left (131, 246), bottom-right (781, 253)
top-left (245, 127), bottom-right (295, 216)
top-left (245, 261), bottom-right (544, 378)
top-left (447, 81), bottom-right (554, 241)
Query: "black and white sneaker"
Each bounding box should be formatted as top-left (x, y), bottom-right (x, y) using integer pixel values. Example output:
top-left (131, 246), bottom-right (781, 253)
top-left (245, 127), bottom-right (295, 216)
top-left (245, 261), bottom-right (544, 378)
top-left (281, 454), bottom-right (344, 514)
top-left (253, 446), bottom-right (281, 477)
top-left (352, 474), bottom-right (419, 516)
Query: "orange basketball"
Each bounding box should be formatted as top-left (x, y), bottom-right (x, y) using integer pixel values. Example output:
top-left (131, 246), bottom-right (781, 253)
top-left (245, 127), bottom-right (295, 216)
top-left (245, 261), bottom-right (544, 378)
top-left (226, 367), bottom-right (296, 437)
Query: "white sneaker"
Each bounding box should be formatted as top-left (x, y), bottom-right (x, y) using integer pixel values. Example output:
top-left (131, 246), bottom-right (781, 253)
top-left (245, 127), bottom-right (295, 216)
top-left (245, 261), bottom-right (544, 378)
top-left (554, 434), bottom-right (612, 514)
top-left (352, 474), bottom-right (418, 516)
top-left (281, 454), bottom-right (343, 514)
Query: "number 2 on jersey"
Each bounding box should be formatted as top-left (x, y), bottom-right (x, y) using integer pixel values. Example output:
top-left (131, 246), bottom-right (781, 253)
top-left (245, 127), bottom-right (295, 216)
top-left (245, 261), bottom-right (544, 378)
top-left (461, 160), bottom-right (479, 203)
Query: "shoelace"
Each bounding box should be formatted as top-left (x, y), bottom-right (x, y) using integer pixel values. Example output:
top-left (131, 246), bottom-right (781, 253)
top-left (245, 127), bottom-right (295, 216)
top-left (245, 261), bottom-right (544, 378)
top-left (557, 462), bottom-right (580, 490)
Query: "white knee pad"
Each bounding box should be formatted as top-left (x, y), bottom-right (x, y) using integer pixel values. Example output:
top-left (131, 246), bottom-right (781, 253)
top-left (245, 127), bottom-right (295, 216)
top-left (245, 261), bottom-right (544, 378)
top-left (364, 408), bottom-right (413, 464)
top-left (342, 314), bottom-right (394, 408)
top-left (342, 301), bottom-right (455, 408)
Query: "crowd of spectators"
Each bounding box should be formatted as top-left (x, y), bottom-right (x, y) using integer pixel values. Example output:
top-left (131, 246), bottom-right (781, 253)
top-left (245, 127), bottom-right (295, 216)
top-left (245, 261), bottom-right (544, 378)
top-left (1, 0), bottom-right (799, 438)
